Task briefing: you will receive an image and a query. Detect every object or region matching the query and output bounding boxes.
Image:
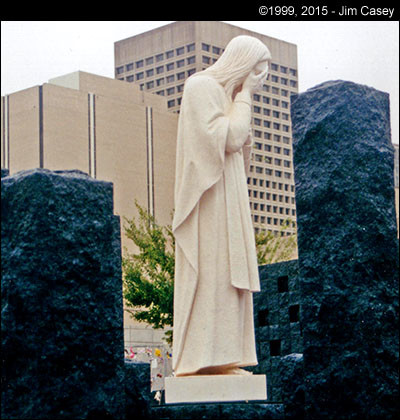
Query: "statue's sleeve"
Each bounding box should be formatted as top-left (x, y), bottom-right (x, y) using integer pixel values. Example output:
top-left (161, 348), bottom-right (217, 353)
top-left (173, 75), bottom-right (251, 235)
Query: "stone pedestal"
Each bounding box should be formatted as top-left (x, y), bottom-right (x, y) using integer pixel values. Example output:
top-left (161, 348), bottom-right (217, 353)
top-left (291, 80), bottom-right (399, 419)
top-left (1, 169), bottom-right (125, 420)
top-left (165, 375), bottom-right (267, 404)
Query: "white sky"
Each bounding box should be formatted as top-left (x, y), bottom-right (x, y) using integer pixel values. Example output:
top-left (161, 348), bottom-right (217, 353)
top-left (1, 20), bottom-right (399, 143)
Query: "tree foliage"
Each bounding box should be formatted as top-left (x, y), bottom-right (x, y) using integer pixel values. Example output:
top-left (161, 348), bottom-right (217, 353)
top-left (255, 219), bottom-right (298, 265)
top-left (122, 201), bottom-right (174, 344)
top-left (122, 203), bottom-right (297, 345)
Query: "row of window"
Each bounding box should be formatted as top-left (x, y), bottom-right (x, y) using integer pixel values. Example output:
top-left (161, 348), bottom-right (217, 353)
top-left (252, 213), bottom-right (296, 224)
top-left (255, 227), bottom-right (295, 236)
top-left (249, 190), bottom-right (295, 204)
top-left (270, 75), bottom-right (297, 88)
top-left (253, 95), bottom-right (290, 108)
top-left (123, 58), bottom-right (196, 82)
top-left (270, 62), bottom-right (297, 77)
top-left (116, 43), bottom-right (197, 75)
top-left (253, 119), bottom-right (290, 133)
top-left (253, 107), bottom-right (289, 120)
top-left (201, 43), bottom-right (223, 55)
top-left (250, 166), bottom-right (293, 179)
top-left (254, 143), bottom-right (291, 154)
top-left (254, 156), bottom-right (292, 168)
top-left (248, 178), bottom-right (295, 192)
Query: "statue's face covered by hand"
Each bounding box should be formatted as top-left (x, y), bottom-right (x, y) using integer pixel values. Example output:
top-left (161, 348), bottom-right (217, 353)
top-left (241, 59), bottom-right (270, 94)
top-left (254, 59), bottom-right (269, 76)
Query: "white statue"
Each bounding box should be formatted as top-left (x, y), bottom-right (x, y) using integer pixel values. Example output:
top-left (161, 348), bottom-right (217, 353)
top-left (172, 35), bottom-right (271, 377)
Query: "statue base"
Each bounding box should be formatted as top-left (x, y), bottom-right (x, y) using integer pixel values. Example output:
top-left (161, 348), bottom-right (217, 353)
top-left (165, 374), bottom-right (267, 404)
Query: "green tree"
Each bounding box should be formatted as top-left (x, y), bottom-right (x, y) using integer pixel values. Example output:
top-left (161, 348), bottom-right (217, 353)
top-left (122, 204), bottom-right (297, 345)
top-left (122, 201), bottom-right (174, 344)
top-left (256, 219), bottom-right (298, 265)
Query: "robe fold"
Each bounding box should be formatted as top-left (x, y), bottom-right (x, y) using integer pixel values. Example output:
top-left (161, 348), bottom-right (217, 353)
top-left (172, 74), bottom-right (260, 375)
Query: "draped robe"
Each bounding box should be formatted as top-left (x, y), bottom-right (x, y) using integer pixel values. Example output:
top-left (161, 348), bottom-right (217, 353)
top-left (172, 73), bottom-right (260, 376)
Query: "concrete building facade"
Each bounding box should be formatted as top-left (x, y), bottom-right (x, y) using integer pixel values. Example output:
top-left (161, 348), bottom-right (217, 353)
top-left (1, 71), bottom-right (178, 237)
top-left (114, 21), bottom-right (299, 235)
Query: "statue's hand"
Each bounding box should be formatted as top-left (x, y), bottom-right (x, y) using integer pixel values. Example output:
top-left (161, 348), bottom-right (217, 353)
top-left (242, 68), bottom-right (268, 93)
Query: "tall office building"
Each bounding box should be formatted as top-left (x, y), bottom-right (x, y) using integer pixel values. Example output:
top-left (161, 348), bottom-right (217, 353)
top-left (114, 21), bottom-right (299, 235)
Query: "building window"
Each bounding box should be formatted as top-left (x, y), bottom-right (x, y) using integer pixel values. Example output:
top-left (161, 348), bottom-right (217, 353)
top-left (263, 96), bottom-right (270, 104)
top-left (202, 43), bottom-right (210, 52)
top-left (271, 63), bottom-right (279, 71)
top-left (167, 99), bottom-right (176, 108)
top-left (166, 63), bottom-right (175, 71)
top-left (270, 340), bottom-right (281, 356)
top-left (187, 69), bottom-right (196, 76)
top-left (289, 305), bottom-right (300, 323)
top-left (187, 56), bottom-right (196, 65)
top-left (253, 94), bottom-right (261, 102)
top-left (177, 59), bottom-right (185, 68)
top-left (263, 121), bottom-right (270, 128)
top-left (156, 66), bottom-right (164, 74)
top-left (166, 75), bottom-right (175, 83)
top-left (272, 87), bottom-right (280, 95)
top-left (281, 89), bottom-right (288, 97)
top-left (145, 57), bottom-right (154, 66)
top-left (281, 77), bottom-right (288, 85)
top-left (271, 75), bottom-right (279, 83)
top-left (202, 56), bottom-right (211, 64)
top-left (156, 90), bottom-right (164, 96)
top-left (156, 78), bottom-right (164, 86)
top-left (212, 46), bottom-right (221, 54)
top-left (187, 43), bottom-right (195, 52)
top-left (273, 111), bottom-right (280, 118)
top-left (167, 87), bottom-right (175, 95)
top-left (126, 75), bottom-right (134, 82)
top-left (177, 84), bottom-right (184, 92)
top-left (290, 80), bottom-right (297, 88)
top-left (176, 46), bottom-right (185, 55)
top-left (290, 68), bottom-right (297, 76)
top-left (254, 106), bottom-right (261, 114)
top-left (263, 109), bottom-right (270, 116)
top-left (166, 50), bottom-right (174, 59)
top-left (156, 53), bottom-right (164, 62)
top-left (283, 137), bottom-right (290, 144)
top-left (146, 69), bottom-right (154, 77)
top-left (126, 63), bottom-right (134, 71)
top-left (177, 72), bottom-right (185, 80)
top-left (272, 99), bottom-right (280, 107)
top-left (136, 72), bottom-right (144, 80)
top-left (280, 65), bottom-right (288, 73)
top-left (116, 66), bottom-right (124, 74)
top-left (136, 59), bottom-right (144, 68)
top-left (146, 81), bottom-right (154, 89)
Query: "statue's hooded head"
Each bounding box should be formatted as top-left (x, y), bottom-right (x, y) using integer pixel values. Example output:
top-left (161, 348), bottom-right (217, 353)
top-left (202, 35), bottom-right (271, 99)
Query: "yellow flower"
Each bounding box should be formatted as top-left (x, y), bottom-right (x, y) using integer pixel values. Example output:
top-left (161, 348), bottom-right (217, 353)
top-left (154, 348), bottom-right (162, 357)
